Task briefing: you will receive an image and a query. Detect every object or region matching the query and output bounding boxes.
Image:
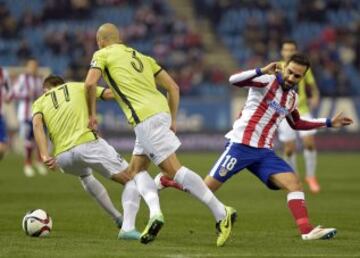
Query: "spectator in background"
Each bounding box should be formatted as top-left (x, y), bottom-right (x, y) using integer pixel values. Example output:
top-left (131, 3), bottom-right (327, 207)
top-left (16, 39), bottom-right (32, 61)
top-left (12, 58), bottom-right (47, 177)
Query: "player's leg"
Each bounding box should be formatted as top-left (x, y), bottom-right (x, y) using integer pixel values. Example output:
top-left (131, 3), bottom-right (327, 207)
top-left (127, 152), bottom-right (164, 244)
top-left (158, 142), bottom-right (242, 247)
top-left (27, 120), bottom-right (47, 175)
top-left (160, 155), bottom-right (236, 247)
top-left (266, 154), bottom-right (335, 240)
top-left (79, 173), bottom-right (123, 226)
top-left (56, 149), bottom-right (124, 227)
top-left (21, 121), bottom-right (35, 177)
top-left (0, 143), bottom-right (6, 160)
top-left (119, 179), bottom-right (141, 240)
top-left (159, 153), bottom-right (228, 222)
top-left (283, 140), bottom-right (297, 171)
top-left (127, 154), bottom-right (162, 218)
top-left (135, 113), bottom-right (236, 246)
top-left (278, 119), bottom-right (298, 171)
top-left (301, 133), bottom-right (320, 193)
top-left (75, 138), bottom-right (162, 240)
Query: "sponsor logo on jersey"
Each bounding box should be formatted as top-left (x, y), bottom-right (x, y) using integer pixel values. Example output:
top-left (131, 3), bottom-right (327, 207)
top-left (267, 100), bottom-right (289, 116)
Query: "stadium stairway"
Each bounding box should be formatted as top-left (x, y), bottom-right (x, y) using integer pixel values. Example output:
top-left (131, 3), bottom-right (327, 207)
top-left (167, 0), bottom-right (238, 75)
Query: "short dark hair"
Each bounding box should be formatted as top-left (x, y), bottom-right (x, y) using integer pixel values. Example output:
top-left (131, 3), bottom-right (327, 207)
top-left (287, 53), bottom-right (310, 72)
top-left (281, 39), bottom-right (297, 48)
top-left (43, 75), bottom-right (65, 89)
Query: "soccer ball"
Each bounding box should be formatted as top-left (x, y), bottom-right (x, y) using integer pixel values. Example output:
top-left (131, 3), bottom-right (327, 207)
top-left (22, 209), bottom-right (53, 237)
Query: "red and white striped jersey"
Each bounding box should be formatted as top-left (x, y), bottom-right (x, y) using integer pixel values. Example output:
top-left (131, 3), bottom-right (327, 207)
top-left (13, 73), bottom-right (43, 121)
top-left (225, 69), bottom-right (327, 149)
top-left (0, 67), bottom-right (12, 115)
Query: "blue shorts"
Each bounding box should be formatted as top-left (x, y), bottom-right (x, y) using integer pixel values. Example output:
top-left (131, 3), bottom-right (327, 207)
top-left (208, 142), bottom-right (294, 190)
top-left (0, 115), bottom-right (7, 143)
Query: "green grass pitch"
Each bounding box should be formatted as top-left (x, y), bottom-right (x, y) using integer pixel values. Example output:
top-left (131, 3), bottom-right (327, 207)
top-left (1, 152), bottom-right (360, 258)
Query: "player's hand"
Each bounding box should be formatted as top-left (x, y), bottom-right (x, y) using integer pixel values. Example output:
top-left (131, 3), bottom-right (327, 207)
top-left (42, 156), bottom-right (57, 170)
top-left (88, 115), bottom-right (98, 131)
top-left (261, 62), bottom-right (280, 75)
top-left (331, 112), bottom-right (353, 128)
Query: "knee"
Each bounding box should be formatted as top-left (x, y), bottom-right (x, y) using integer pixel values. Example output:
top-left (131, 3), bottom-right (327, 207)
top-left (304, 143), bottom-right (316, 151)
top-left (303, 137), bottom-right (316, 150)
top-left (284, 146), bottom-right (295, 156)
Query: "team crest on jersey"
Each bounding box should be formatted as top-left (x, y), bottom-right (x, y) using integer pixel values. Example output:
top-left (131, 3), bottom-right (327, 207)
top-left (219, 166), bottom-right (229, 177)
top-left (90, 60), bottom-right (97, 68)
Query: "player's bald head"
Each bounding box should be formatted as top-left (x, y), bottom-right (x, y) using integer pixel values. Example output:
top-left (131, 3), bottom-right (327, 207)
top-left (96, 23), bottom-right (121, 48)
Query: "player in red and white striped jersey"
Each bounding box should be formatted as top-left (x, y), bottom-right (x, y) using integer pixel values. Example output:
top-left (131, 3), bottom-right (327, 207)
top-left (156, 54), bottom-right (353, 240)
top-left (12, 59), bottom-right (47, 177)
top-left (0, 66), bottom-right (12, 160)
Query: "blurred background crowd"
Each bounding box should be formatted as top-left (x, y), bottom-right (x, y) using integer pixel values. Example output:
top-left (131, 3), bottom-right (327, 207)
top-left (0, 0), bottom-right (359, 96)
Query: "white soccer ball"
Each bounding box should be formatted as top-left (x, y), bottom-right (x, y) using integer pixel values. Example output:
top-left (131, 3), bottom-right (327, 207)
top-left (22, 209), bottom-right (53, 237)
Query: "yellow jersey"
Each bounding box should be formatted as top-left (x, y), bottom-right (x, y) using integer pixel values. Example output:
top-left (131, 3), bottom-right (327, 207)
top-left (280, 61), bottom-right (318, 114)
top-left (32, 82), bottom-right (105, 156)
top-left (90, 43), bottom-right (169, 126)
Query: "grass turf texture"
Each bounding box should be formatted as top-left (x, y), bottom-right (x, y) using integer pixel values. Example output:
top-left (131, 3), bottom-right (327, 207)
top-left (0, 152), bottom-right (359, 258)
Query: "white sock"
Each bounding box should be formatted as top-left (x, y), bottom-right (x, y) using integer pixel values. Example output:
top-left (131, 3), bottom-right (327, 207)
top-left (121, 180), bottom-right (141, 232)
top-left (174, 166), bottom-right (226, 222)
top-left (133, 171), bottom-right (161, 218)
top-left (284, 153), bottom-right (297, 172)
top-left (303, 149), bottom-right (317, 178)
top-left (80, 174), bottom-right (122, 220)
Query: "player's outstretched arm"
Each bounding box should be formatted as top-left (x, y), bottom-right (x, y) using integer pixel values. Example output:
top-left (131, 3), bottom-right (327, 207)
top-left (85, 68), bottom-right (102, 131)
top-left (32, 114), bottom-right (56, 169)
top-left (155, 69), bottom-right (179, 132)
top-left (286, 109), bottom-right (353, 130)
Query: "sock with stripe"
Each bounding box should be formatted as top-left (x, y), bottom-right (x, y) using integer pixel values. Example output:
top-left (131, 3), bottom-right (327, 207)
top-left (287, 191), bottom-right (313, 234)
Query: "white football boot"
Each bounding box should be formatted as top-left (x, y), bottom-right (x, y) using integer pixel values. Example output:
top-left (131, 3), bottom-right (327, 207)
top-left (24, 165), bottom-right (35, 177)
top-left (35, 162), bottom-right (48, 175)
top-left (301, 225), bottom-right (337, 240)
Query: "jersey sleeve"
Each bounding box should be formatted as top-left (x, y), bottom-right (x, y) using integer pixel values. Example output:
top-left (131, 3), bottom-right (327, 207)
top-left (90, 50), bottom-right (106, 72)
top-left (146, 55), bottom-right (163, 76)
top-left (229, 69), bottom-right (271, 88)
top-left (286, 109), bottom-right (327, 130)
